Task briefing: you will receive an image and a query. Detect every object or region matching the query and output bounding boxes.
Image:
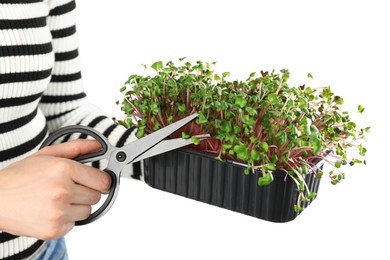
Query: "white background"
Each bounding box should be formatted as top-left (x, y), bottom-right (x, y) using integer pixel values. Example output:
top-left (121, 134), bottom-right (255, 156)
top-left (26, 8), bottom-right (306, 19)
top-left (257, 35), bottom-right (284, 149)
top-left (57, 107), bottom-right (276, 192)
top-left (66, 0), bottom-right (389, 259)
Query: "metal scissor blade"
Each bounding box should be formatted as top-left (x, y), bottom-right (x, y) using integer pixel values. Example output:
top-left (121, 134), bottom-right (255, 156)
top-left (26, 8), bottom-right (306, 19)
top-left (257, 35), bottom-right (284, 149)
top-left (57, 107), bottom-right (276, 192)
top-left (122, 113), bottom-right (199, 163)
top-left (132, 134), bottom-right (210, 163)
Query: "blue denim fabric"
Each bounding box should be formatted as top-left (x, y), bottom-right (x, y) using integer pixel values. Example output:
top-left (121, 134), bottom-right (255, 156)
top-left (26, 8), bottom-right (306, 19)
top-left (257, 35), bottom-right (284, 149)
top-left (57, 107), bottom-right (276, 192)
top-left (28, 238), bottom-right (68, 260)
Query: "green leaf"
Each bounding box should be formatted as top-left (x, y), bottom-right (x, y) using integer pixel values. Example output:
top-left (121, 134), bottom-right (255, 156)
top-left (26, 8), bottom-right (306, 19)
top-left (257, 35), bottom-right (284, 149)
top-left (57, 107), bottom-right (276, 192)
top-left (235, 97), bottom-right (247, 108)
top-left (276, 131), bottom-right (287, 144)
top-left (307, 73), bottom-right (314, 79)
top-left (301, 164), bottom-right (308, 174)
top-left (250, 136), bottom-right (258, 143)
top-left (299, 181), bottom-right (305, 191)
top-left (151, 61), bottom-right (163, 71)
top-left (301, 197), bottom-right (310, 203)
top-left (271, 154), bottom-right (279, 163)
top-left (233, 125), bottom-right (240, 134)
top-left (358, 105), bottom-right (365, 113)
top-left (153, 122), bottom-right (160, 131)
top-left (197, 113), bottom-right (208, 124)
top-left (310, 125), bottom-right (319, 138)
top-left (280, 69), bottom-right (290, 81)
top-left (220, 120), bottom-right (232, 132)
top-left (258, 172), bottom-right (274, 186)
top-left (316, 170), bottom-right (323, 179)
top-left (359, 144), bottom-right (367, 156)
top-left (261, 113), bottom-right (271, 127)
top-left (334, 96), bottom-right (344, 105)
top-left (222, 143), bottom-right (232, 153)
top-left (150, 102), bottom-right (160, 114)
top-left (191, 136), bottom-right (201, 145)
top-left (242, 115), bottom-right (256, 127)
top-left (337, 173), bottom-right (345, 181)
top-left (245, 106), bottom-right (258, 116)
top-left (233, 144), bottom-right (248, 161)
top-left (312, 138), bottom-right (322, 154)
top-left (265, 163), bottom-right (276, 171)
top-left (260, 141), bottom-right (269, 152)
top-left (307, 192), bottom-right (317, 200)
top-left (205, 70), bottom-right (214, 76)
top-left (335, 160), bottom-right (342, 168)
top-left (268, 93), bottom-right (279, 105)
top-left (305, 86), bottom-right (313, 95)
top-left (294, 204), bottom-right (304, 212)
top-left (302, 116), bottom-right (312, 126)
top-left (136, 127), bottom-right (145, 138)
top-left (178, 104), bottom-right (186, 113)
top-left (181, 132), bottom-right (191, 139)
top-left (291, 126), bottom-right (301, 136)
top-left (250, 149), bottom-right (260, 161)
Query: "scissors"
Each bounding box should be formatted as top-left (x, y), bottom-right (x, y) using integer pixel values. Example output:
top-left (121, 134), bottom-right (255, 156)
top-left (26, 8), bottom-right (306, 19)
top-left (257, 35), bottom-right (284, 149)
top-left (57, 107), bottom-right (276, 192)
top-left (40, 113), bottom-right (209, 225)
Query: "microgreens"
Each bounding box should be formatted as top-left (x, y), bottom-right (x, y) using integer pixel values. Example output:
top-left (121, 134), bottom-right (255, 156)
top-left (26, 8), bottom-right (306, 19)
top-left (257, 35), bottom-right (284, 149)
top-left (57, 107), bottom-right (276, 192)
top-left (116, 58), bottom-right (369, 211)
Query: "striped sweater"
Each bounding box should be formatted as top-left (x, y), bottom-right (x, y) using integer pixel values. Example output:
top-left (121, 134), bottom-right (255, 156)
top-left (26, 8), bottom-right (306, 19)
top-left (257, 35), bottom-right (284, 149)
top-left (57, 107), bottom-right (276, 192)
top-left (0, 0), bottom-right (141, 258)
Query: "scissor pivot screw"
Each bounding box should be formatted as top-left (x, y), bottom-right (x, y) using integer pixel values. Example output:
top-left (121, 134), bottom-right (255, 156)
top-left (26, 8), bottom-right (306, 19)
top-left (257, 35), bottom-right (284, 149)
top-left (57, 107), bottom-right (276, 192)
top-left (116, 151), bottom-right (127, 162)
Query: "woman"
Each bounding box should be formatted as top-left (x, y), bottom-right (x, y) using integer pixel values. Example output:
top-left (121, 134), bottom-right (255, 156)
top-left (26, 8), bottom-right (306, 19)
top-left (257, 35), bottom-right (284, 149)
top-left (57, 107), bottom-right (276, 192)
top-left (0, 0), bottom-right (141, 259)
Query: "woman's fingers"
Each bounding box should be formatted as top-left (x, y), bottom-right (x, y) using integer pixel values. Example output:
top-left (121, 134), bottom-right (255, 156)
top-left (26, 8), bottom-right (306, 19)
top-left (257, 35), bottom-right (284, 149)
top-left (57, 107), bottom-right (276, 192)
top-left (0, 139), bottom-right (113, 240)
top-left (67, 204), bottom-right (93, 222)
top-left (38, 139), bottom-right (112, 192)
top-left (69, 184), bottom-right (102, 205)
top-left (38, 139), bottom-right (102, 159)
top-left (69, 163), bottom-right (112, 193)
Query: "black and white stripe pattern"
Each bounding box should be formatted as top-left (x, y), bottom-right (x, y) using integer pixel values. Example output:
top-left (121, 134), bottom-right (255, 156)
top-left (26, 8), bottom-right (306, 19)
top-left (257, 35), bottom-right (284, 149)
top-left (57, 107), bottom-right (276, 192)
top-left (0, 234), bottom-right (44, 260)
top-left (1, 1), bottom-right (141, 258)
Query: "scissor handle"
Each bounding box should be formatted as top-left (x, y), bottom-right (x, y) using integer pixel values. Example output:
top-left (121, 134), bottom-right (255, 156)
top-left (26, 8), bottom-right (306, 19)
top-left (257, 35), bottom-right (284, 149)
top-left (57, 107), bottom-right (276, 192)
top-left (40, 125), bottom-right (119, 225)
top-left (40, 125), bottom-right (109, 162)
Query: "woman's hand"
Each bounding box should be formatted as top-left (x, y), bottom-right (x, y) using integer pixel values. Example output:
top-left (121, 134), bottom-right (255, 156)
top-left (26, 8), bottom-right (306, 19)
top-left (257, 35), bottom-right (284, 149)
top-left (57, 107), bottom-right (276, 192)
top-left (0, 139), bottom-right (111, 240)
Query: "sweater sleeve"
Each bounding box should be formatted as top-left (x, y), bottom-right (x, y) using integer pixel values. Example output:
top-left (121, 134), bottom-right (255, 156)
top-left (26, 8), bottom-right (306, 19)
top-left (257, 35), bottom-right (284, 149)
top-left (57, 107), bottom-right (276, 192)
top-left (39, 0), bottom-right (142, 179)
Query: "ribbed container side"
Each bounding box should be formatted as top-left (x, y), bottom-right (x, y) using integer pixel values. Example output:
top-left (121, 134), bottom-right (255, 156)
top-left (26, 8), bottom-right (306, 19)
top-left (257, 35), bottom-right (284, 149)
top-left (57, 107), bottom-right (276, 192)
top-left (144, 148), bottom-right (321, 222)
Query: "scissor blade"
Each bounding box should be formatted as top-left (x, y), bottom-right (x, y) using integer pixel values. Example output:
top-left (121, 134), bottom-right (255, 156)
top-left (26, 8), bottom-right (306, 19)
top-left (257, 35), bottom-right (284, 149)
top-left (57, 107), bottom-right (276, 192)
top-left (123, 113), bottom-right (199, 163)
top-left (132, 134), bottom-right (210, 163)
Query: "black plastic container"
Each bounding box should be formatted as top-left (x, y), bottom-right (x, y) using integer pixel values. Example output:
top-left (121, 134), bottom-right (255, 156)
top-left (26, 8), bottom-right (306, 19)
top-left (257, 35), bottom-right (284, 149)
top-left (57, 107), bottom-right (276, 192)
top-left (144, 148), bottom-right (321, 222)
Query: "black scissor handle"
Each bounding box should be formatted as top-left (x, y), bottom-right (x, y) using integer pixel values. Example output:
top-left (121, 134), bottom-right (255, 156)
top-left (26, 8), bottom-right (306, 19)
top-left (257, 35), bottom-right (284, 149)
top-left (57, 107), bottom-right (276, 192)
top-left (76, 170), bottom-right (118, 225)
top-left (40, 125), bottom-right (109, 162)
top-left (40, 125), bottom-right (119, 225)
